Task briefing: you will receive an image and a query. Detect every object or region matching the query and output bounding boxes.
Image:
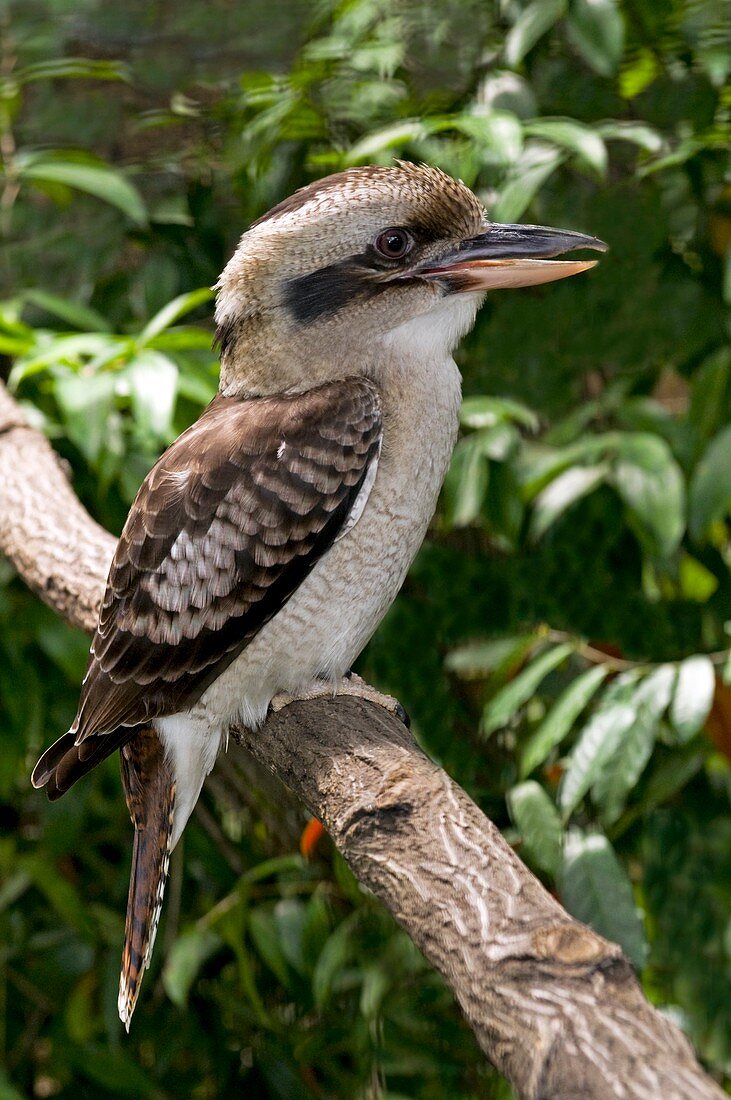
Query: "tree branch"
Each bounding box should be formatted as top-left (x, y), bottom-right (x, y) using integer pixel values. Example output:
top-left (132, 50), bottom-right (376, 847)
top-left (0, 381), bottom-right (723, 1100)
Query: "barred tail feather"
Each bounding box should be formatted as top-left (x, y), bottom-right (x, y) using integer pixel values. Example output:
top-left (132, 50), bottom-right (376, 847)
top-left (118, 729), bottom-right (176, 1031)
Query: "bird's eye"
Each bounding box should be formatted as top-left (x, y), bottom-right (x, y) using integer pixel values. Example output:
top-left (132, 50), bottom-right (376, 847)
top-left (374, 228), bottom-right (413, 260)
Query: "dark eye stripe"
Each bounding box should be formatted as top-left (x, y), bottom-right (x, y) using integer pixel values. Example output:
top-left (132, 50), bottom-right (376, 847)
top-left (285, 260), bottom-right (379, 325)
top-left (283, 225), bottom-right (439, 326)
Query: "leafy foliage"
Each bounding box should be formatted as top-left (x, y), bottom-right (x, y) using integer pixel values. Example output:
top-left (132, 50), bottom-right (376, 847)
top-left (0, 0), bottom-right (729, 1096)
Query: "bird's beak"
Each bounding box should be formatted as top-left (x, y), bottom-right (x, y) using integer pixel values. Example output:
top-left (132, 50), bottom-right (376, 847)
top-left (412, 223), bottom-right (608, 292)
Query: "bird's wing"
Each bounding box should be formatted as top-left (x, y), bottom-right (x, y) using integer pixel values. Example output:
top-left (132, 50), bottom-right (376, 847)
top-left (73, 377), bottom-right (382, 742)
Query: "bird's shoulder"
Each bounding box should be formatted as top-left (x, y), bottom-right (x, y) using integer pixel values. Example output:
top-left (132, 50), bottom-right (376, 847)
top-left (108, 375), bottom-right (382, 585)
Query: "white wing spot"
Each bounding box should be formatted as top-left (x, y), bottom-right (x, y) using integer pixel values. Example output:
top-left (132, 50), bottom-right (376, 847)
top-left (166, 468), bottom-right (190, 486)
top-left (276, 440), bottom-right (286, 459)
top-left (335, 441), bottom-right (381, 543)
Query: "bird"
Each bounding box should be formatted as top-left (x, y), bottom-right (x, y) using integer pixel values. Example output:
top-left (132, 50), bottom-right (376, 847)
top-left (31, 161), bottom-right (606, 1028)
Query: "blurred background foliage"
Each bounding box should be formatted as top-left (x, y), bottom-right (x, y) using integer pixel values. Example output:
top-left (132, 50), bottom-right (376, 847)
top-left (0, 0), bottom-right (729, 1096)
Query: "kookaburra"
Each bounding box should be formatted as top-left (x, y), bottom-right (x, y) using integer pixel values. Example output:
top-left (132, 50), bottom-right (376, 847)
top-left (31, 162), bottom-right (605, 1028)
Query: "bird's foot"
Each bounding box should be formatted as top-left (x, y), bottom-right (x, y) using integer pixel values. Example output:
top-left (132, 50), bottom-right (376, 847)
top-left (270, 672), bottom-right (410, 727)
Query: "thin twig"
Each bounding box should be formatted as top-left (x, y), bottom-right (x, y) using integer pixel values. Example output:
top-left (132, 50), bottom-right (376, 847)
top-left (544, 626), bottom-right (728, 673)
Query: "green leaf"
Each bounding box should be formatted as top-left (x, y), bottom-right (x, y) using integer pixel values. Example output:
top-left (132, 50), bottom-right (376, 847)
top-left (147, 326), bottom-right (215, 351)
top-left (460, 395), bottom-right (538, 431)
top-left (66, 972), bottom-right (96, 1043)
top-left (176, 367), bottom-right (219, 406)
top-left (18, 58), bottom-right (129, 84)
top-left (619, 48), bottom-right (659, 98)
top-left (0, 1069), bottom-right (25, 1100)
top-left (446, 633), bottom-right (538, 681)
top-left (521, 664), bottom-right (609, 777)
top-left (126, 351), bottom-right (179, 439)
top-left (567, 0), bottom-right (624, 76)
top-left (441, 435), bottom-right (490, 527)
top-left (211, 890), bottom-right (270, 1012)
top-left (558, 699), bottom-right (638, 816)
top-left (505, 0), bottom-right (566, 66)
top-left (17, 153), bottom-right (147, 225)
top-left (485, 461), bottom-right (525, 547)
top-left (634, 663), bottom-right (677, 716)
top-left (507, 781), bottom-right (564, 875)
top-left (479, 70), bottom-right (538, 117)
top-left (162, 926), bottom-right (222, 1007)
top-left (8, 333), bottom-right (126, 385)
top-left (641, 748), bottom-right (703, 809)
top-left (677, 552), bottom-right (719, 602)
top-left (137, 287), bottom-right (214, 344)
top-left (491, 148), bottom-right (564, 223)
top-left (637, 138), bottom-right (705, 178)
top-left (519, 433), bottom-right (622, 496)
top-left (54, 371), bottom-right (117, 463)
top-left (670, 655), bottom-right (715, 742)
top-left (274, 898), bottom-right (307, 974)
top-left (312, 914), bottom-right (359, 1008)
top-left (477, 422), bottom-right (521, 461)
top-left (529, 463), bottom-right (608, 540)
top-left (481, 643), bottom-right (575, 737)
top-left (455, 110), bottom-right (524, 164)
top-left (688, 425), bottom-right (731, 539)
top-left (22, 289), bottom-right (111, 332)
top-left (592, 702), bottom-right (658, 824)
top-left (345, 120), bottom-right (430, 162)
top-left (0, 331), bottom-right (33, 356)
top-left (241, 853), bottom-right (306, 884)
top-left (689, 349), bottom-right (730, 443)
top-left (0, 870), bottom-right (31, 913)
top-left (559, 831), bottom-right (647, 968)
top-left (360, 964), bottom-right (391, 1019)
top-left (611, 433), bottom-right (685, 558)
top-left (300, 891), bottom-right (332, 971)
top-left (249, 907), bottom-right (292, 988)
top-left (596, 121), bottom-right (663, 153)
top-left (524, 118), bottom-right (608, 174)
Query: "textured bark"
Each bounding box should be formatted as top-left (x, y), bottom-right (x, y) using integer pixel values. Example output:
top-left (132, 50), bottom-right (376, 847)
top-left (0, 380), bottom-right (724, 1100)
top-left (0, 385), bottom-right (113, 632)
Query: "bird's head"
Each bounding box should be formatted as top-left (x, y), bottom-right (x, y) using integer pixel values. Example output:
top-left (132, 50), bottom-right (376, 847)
top-left (215, 162), bottom-right (606, 395)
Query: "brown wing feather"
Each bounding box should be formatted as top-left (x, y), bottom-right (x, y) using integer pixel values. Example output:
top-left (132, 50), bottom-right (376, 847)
top-left (32, 727), bottom-right (137, 800)
top-left (69, 377), bottom-right (382, 743)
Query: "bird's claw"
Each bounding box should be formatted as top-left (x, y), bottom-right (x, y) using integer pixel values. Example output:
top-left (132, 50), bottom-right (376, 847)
top-left (269, 672), bottom-right (410, 727)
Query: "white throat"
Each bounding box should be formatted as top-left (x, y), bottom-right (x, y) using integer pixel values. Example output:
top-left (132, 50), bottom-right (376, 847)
top-left (378, 291), bottom-right (483, 366)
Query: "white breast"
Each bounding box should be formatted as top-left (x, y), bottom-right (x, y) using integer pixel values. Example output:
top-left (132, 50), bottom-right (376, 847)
top-left (180, 295), bottom-right (476, 733)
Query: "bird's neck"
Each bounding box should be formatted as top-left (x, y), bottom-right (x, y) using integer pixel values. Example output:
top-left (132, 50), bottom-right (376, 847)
top-left (375, 300), bottom-right (467, 490)
top-left (217, 293), bottom-right (481, 401)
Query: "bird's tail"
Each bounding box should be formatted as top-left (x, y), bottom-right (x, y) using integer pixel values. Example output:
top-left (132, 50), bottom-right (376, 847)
top-left (118, 728), bottom-right (176, 1031)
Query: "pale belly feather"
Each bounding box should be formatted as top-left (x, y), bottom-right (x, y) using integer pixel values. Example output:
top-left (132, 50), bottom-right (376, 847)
top-left (186, 350), bottom-right (461, 732)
